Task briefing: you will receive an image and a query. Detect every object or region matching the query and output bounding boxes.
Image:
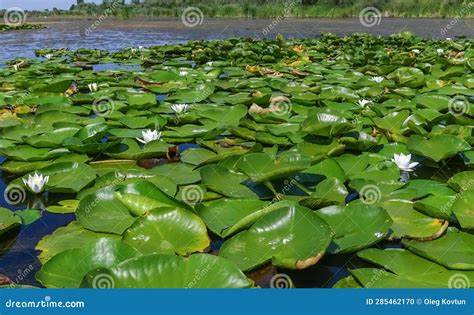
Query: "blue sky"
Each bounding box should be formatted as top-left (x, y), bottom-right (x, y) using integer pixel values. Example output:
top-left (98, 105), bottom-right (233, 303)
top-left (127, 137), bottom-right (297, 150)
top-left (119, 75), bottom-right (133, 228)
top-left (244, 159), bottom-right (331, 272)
top-left (0, 1), bottom-right (127, 10)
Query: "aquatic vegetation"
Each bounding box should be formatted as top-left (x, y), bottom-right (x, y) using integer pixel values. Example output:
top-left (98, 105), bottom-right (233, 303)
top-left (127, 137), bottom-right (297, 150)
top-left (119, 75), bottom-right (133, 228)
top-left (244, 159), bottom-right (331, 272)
top-left (0, 24), bottom-right (45, 32)
top-left (58, 0), bottom-right (474, 18)
top-left (0, 32), bottom-right (473, 288)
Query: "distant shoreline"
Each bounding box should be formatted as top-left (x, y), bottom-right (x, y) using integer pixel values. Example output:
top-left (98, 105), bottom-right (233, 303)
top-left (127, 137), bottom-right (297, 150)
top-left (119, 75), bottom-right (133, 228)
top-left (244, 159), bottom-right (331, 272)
top-left (21, 16), bottom-right (474, 23)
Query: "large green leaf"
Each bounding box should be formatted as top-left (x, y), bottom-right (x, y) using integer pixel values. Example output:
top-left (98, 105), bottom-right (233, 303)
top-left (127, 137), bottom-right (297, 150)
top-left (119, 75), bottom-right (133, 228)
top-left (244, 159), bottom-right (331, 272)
top-left (407, 134), bottom-right (471, 162)
top-left (36, 222), bottom-right (119, 264)
top-left (381, 200), bottom-right (448, 240)
top-left (37, 238), bottom-right (139, 288)
top-left (403, 229), bottom-right (474, 270)
top-left (122, 207), bottom-right (210, 255)
top-left (450, 190), bottom-right (474, 229)
top-left (0, 208), bottom-right (21, 236)
top-left (76, 186), bottom-right (136, 235)
top-left (220, 204), bottom-right (333, 271)
top-left (236, 152), bottom-right (311, 183)
top-left (352, 248), bottom-right (474, 288)
top-left (316, 202), bottom-right (392, 253)
top-left (199, 164), bottom-right (258, 198)
top-left (80, 254), bottom-right (253, 288)
top-left (302, 109), bottom-right (354, 137)
top-left (24, 162), bottom-right (96, 193)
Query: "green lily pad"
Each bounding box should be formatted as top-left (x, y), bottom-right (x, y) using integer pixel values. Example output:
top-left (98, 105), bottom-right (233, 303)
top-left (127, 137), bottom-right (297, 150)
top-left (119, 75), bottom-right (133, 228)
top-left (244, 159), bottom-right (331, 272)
top-left (302, 109), bottom-right (354, 137)
top-left (122, 207), bottom-right (209, 255)
top-left (36, 222), bottom-right (119, 264)
top-left (450, 190), bottom-right (474, 229)
top-left (46, 200), bottom-right (79, 214)
top-left (196, 199), bottom-right (297, 238)
top-left (19, 162), bottom-right (96, 194)
top-left (220, 204), bottom-right (333, 271)
top-left (316, 202), bottom-right (392, 254)
top-left (403, 229), bottom-right (474, 270)
top-left (448, 171), bottom-right (474, 192)
top-left (150, 162), bottom-right (200, 185)
top-left (236, 152), bottom-right (311, 183)
top-left (381, 200), bottom-right (448, 240)
top-left (15, 209), bottom-right (42, 225)
top-left (0, 208), bottom-right (21, 236)
top-left (407, 134), bottom-right (471, 162)
top-left (300, 178), bottom-right (348, 209)
top-left (353, 248), bottom-right (474, 288)
top-left (80, 253), bottom-right (253, 288)
top-left (200, 164), bottom-right (258, 198)
top-left (76, 186), bottom-right (136, 235)
top-left (36, 238), bottom-right (139, 288)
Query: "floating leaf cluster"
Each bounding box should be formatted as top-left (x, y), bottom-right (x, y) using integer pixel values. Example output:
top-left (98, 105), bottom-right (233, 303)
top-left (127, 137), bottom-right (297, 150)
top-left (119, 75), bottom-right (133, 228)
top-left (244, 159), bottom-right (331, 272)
top-left (0, 32), bottom-right (473, 288)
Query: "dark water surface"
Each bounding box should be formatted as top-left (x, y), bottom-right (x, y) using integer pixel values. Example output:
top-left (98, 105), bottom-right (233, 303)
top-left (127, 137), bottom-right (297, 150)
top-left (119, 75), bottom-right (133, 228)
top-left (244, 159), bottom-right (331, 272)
top-left (1, 17), bottom-right (473, 61)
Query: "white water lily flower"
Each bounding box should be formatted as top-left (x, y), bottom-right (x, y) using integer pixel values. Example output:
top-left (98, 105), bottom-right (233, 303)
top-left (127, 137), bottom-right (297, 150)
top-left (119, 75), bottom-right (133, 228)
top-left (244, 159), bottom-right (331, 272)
top-left (136, 129), bottom-right (161, 144)
top-left (392, 153), bottom-right (419, 172)
top-left (369, 76), bottom-right (384, 83)
top-left (44, 54), bottom-right (53, 60)
top-left (88, 83), bottom-right (98, 92)
top-left (357, 99), bottom-right (372, 108)
top-left (13, 64), bottom-right (19, 71)
top-left (437, 48), bottom-right (444, 56)
top-left (171, 104), bottom-right (191, 114)
top-left (138, 45), bottom-right (144, 50)
top-left (411, 49), bottom-right (421, 54)
top-left (22, 173), bottom-right (49, 194)
top-left (206, 61), bottom-right (213, 66)
top-left (446, 37), bottom-right (452, 41)
top-left (179, 70), bottom-right (189, 76)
